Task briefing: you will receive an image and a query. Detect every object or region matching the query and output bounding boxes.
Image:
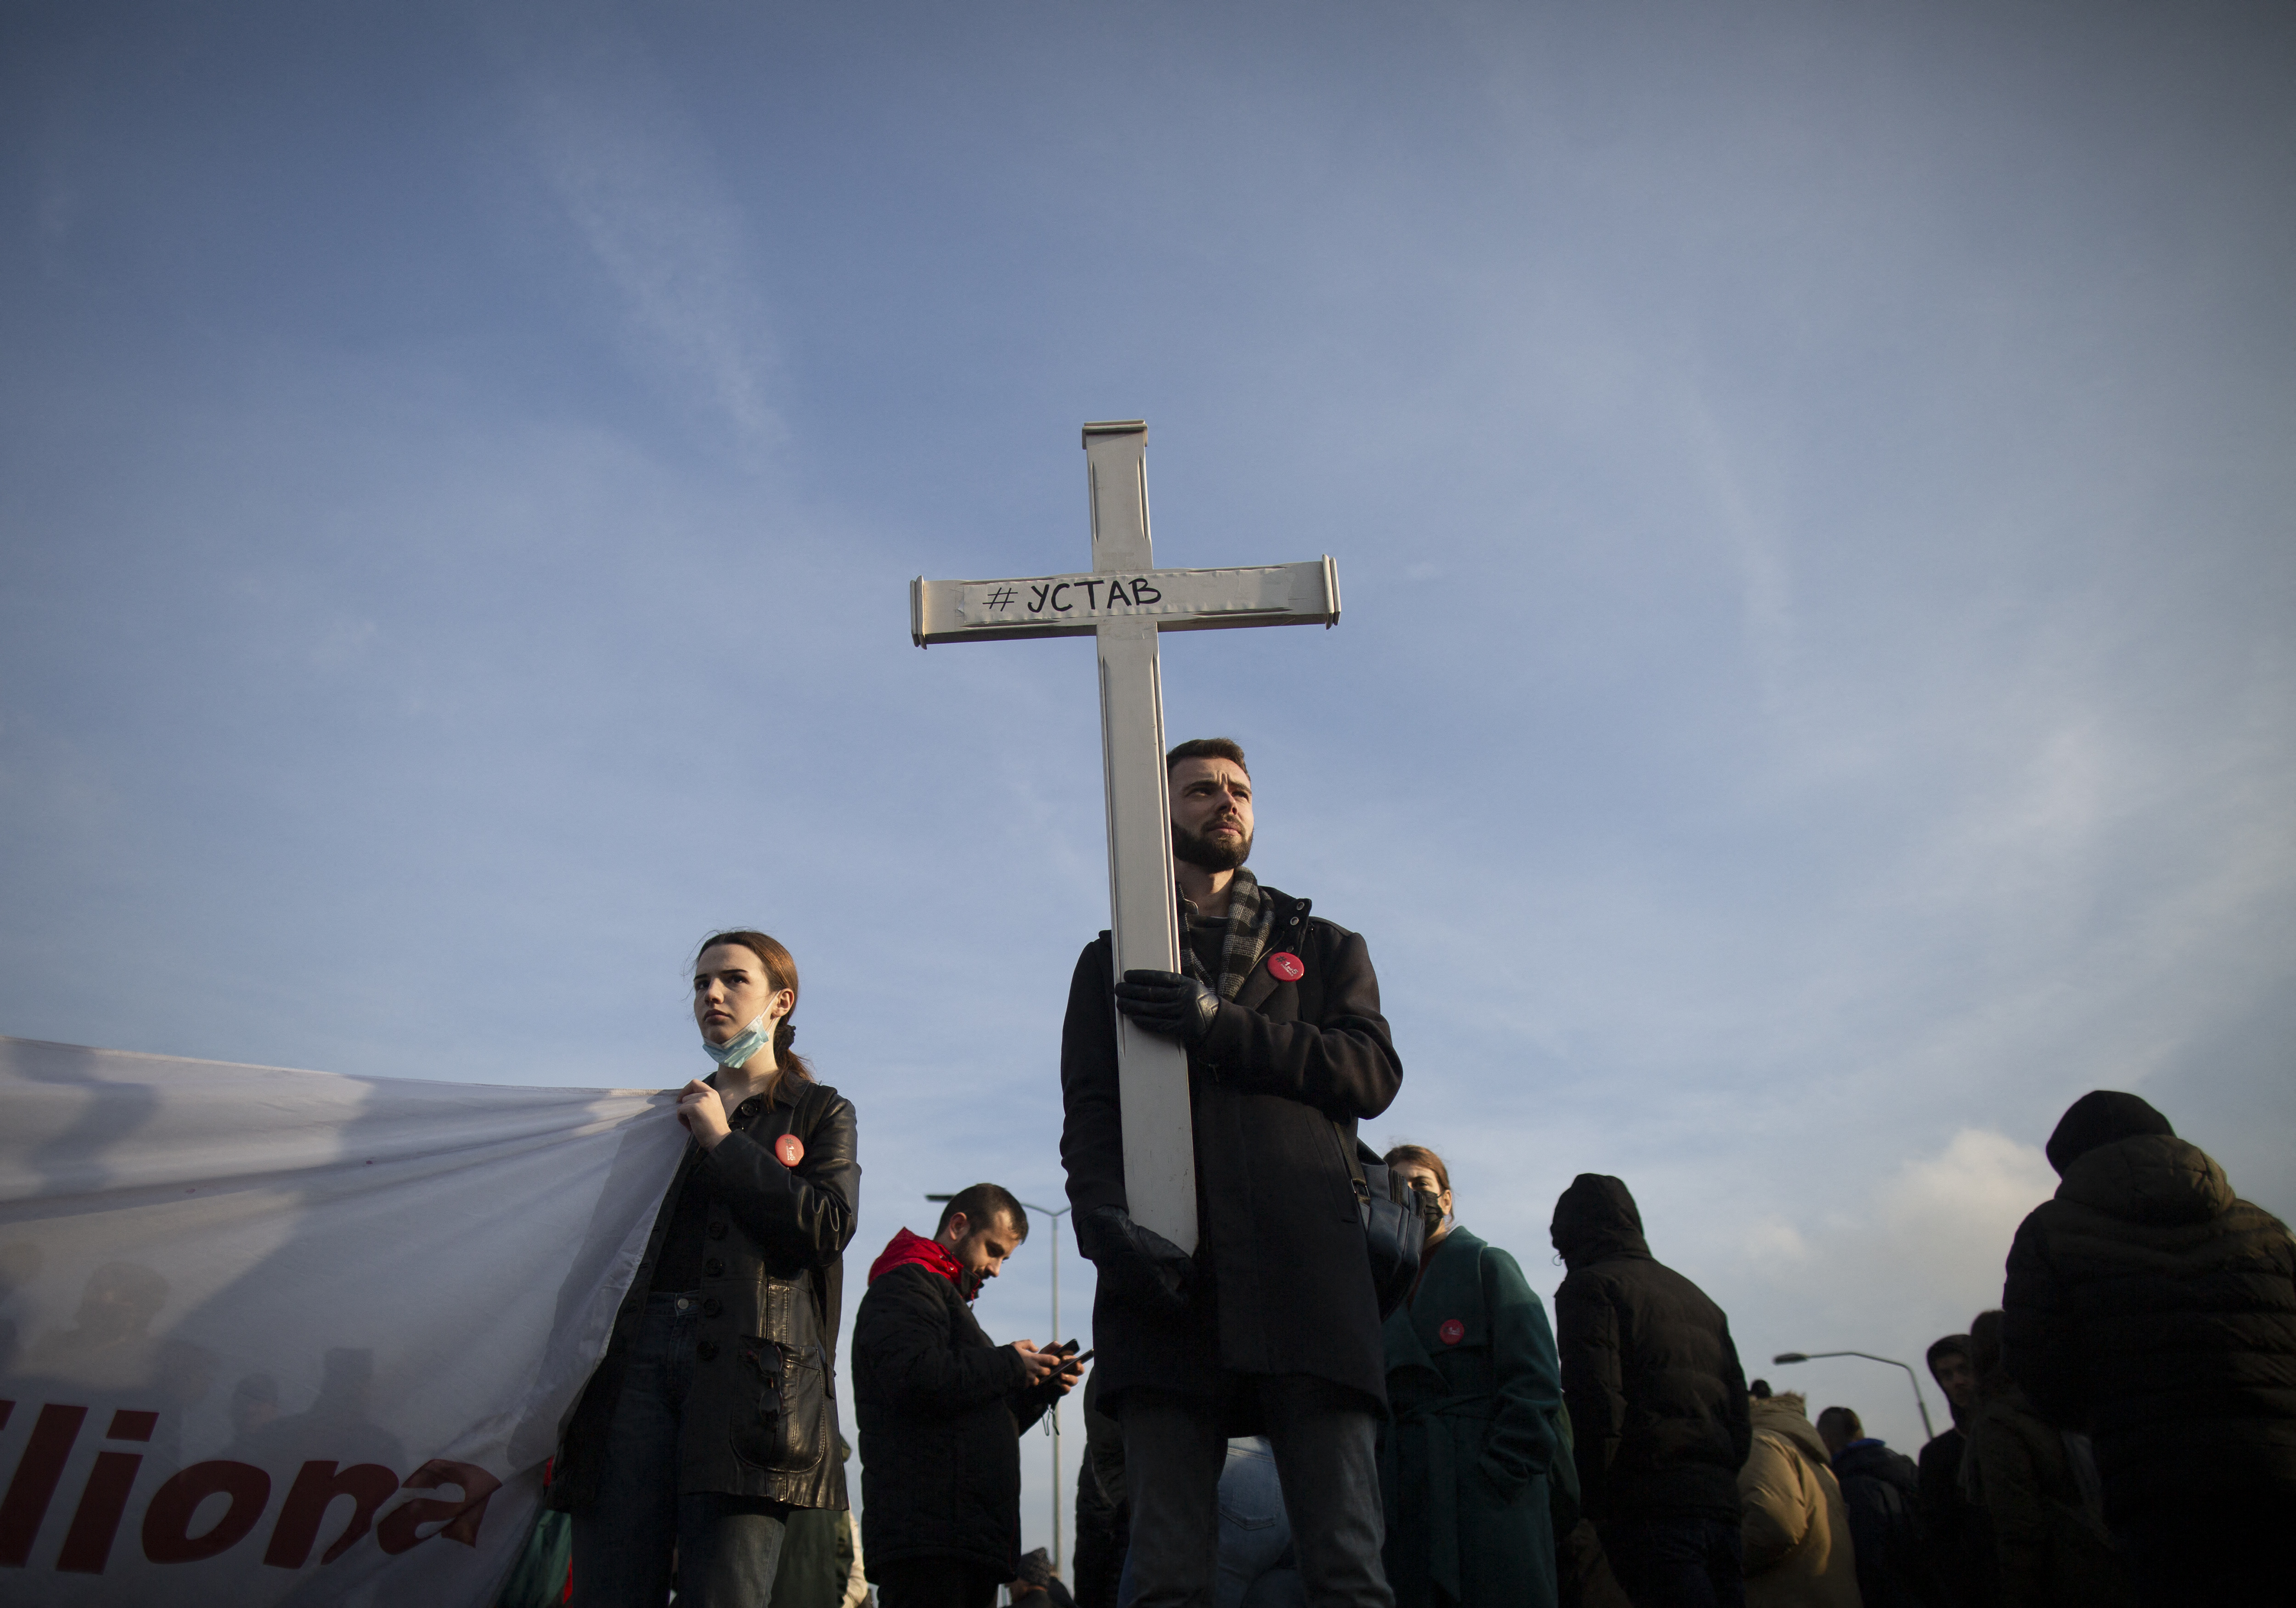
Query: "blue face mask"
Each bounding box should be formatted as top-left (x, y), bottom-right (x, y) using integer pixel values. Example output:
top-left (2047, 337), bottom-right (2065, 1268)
top-left (703, 1013), bottom-right (772, 1069)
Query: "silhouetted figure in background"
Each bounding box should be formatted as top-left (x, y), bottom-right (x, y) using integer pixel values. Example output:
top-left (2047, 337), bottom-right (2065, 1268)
top-left (1072, 1371), bottom-right (1128, 1608)
top-left (1552, 1174), bottom-right (1752, 1608)
top-left (1960, 1311), bottom-right (2129, 1608)
top-left (1549, 1400), bottom-right (1637, 1608)
top-left (0, 1241), bottom-right (40, 1374)
top-left (1914, 1335), bottom-right (1992, 1608)
top-left (1818, 1405), bottom-right (1941, 1608)
top-left (768, 1438), bottom-right (867, 1608)
top-left (15, 1260), bottom-right (211, 1468)
top-left (1010, 1546), bottom-right (1078, 1608)
top-left (2001, 1090), bottom-right (2296, 1608)
top-left (1738, 1389), bottom-right (1857, 1608)
top-left (16, 1259), bottom-right (170, 1388)
top-left (238, 1347), bottom-right (407, 1473)
top-left (223, 1372), bottom-right (281, 1453)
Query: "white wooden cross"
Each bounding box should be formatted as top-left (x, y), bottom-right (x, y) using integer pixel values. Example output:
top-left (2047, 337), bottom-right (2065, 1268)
top-left (911, 420), bottom-right (1341, 1253)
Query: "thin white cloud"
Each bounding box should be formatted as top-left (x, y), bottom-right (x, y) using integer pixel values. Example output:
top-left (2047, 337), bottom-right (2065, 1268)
top-left (504, 17), bottom-right (783, 460)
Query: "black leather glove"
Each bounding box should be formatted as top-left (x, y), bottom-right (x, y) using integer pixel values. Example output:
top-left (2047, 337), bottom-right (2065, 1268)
top-left (1076, 1203), bottom-right (1195, 1315)
top-left (1113, 969), bottom-right (1224, 1048)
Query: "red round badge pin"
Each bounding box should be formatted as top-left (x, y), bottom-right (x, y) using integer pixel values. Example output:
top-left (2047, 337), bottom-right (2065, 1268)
top-left (1266, 952), bottom-right (1305, 983)
top-left (1439, 1319), bottom-right (1466, 1347)
top-left (774, 1133), bottom-right (805, 1168)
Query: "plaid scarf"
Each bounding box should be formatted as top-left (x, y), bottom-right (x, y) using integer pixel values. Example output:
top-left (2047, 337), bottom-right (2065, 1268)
top-left (1180, 867), bottom-right (1278, 1002)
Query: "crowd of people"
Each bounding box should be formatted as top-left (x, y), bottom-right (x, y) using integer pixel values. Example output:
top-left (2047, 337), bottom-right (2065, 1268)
top-left (516, 739), bottom-right (2296, 1608)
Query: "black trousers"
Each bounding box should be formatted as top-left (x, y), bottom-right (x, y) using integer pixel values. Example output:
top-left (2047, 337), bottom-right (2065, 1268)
top-left (875, 1556), bottom-right (1007, 1608)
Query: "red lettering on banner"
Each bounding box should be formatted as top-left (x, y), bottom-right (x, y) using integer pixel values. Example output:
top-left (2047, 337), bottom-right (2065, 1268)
top-left (0, 1402), bottom-right (87, 1566)
top-left (264, 1461), bottom-right (403, 1568)
top-left (142, 1461), bottom-right (271, 1563)
top-left (56, 1451), bottom-right (145, 1573)
top-left (1, 1399), bottom-right (505, 1573)
top-left (106, 1410), bottom-right (158, 1442)
top-left (376, 1460), bottom-right (501, 1554)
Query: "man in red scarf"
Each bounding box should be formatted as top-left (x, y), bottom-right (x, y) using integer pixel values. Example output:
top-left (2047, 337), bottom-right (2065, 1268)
top-left (854, 1184), bottom-right (1082, 1608)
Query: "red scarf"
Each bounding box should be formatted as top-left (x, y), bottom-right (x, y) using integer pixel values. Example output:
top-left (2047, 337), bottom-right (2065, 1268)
top-left (868, 1227), bottom-right (967, 1294)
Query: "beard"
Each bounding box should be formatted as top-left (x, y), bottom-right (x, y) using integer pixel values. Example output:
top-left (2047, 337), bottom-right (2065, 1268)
top-left (1173, 820), bottom-right (1253, 873)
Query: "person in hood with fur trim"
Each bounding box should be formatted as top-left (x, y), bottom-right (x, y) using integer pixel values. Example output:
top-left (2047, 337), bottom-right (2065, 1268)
top-left (853, 1185), bottom-right (1082, 1608)
top-left (1552, 1174), bottom-right (1753, 1608)
top-left (1737, 1385), bottom-right (1858, 1608)
top-left (2001, 1091), bottom-right (2296, 1608)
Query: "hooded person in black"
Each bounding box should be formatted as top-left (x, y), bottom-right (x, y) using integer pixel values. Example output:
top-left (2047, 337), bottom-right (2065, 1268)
top-left (1552, 1175), bottom-right (1753, 1608)
top-left (2002, 1091), bottom-right (2296, 1608)
top-left (1916, 1334), bottom-right (1996, 1608)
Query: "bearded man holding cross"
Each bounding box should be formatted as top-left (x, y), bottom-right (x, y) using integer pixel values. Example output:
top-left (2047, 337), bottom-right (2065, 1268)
top-left (1060, 736), bottom-right (1405, 1608)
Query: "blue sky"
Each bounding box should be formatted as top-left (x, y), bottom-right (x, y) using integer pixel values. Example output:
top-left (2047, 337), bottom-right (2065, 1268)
top-left (5, 0), bottom-right (2292, 1565)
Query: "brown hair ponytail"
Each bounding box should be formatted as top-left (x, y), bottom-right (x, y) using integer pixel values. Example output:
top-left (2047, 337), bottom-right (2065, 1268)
top-left (695, 929), bottom-right (817, 1085)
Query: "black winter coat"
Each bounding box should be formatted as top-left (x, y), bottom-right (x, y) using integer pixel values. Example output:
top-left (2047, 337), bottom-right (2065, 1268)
top-left (1833, 1440), bottom-right (1944, 1608)
top-left (852, 1260), bottom-right (1054, 1576)
top-left (2001, 1132), bottom-right (2296, 1524)
top-left (1916, 1430), bottom-right (1997, 1608)
top-left (1550, 1174), bottom-right (1750, 1524)
top-left (550, 1075), bottom-right (859, 1511)
top-left (1059, 885), bottom-right (1404, 1418)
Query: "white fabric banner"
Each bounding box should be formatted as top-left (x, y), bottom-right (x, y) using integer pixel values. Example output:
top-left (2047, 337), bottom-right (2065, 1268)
top-left (0, 1035), bottom-right (685, 1605)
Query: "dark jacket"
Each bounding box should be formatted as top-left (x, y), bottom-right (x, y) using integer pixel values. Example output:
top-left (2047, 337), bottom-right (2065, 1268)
top-left (852, 1257), bottom-right (1054, 1577)
top-left (2001, 1130), bottom-right (2296, 1524)
top-left (1059, 885), bottom-right (1404, 1417)
top-left (550, 1075), bottom-right (860, 1511)
top-left (1832, 1439), bottom-right (1943, 1608)
top-left (1550, 1174), bottom-right (1750, 1524)
top-left (1916, 1428), bottom-right (1996, 1608)
top-left (1961, 1383), bottom-right (2132, 1608)
top-left (1380, 1227), bottom-right (1562, 1608)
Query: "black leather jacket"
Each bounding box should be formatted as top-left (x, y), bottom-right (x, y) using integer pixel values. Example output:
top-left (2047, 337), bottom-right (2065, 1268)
top-left (549, 1074), bottom-right (861, 1510)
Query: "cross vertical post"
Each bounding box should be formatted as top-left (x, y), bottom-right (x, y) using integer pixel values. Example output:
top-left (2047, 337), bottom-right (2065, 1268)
top-left (911, 421), bottom-right (1342, 1254)
top-left (1081, 423), bottom-right (1196, 1254)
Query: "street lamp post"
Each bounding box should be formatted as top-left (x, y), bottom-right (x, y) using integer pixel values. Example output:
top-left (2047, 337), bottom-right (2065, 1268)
top-left (929, 1192), bottom-right (1076, 1577)
top-left (1772, 1349), bottom-right (1937, 1441)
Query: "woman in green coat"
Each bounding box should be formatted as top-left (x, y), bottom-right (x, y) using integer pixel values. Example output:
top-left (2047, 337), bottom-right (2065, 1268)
top-left (1379, 1145), bottom-right (1564, 1608)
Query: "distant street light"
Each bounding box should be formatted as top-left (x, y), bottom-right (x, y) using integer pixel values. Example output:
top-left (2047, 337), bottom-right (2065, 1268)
top-left (929, 1190), bottom-right (1077, 1574)
top-left (1772, 1350), bottom-right (1936, 1441)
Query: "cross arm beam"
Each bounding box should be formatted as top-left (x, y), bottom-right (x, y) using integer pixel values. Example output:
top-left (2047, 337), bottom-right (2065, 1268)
top-left (910, 558), bottom-right (1340, 647)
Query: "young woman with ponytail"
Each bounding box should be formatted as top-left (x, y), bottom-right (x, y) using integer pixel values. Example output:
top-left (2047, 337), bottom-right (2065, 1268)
top-left (548, 930), bottom-right (861, 1608)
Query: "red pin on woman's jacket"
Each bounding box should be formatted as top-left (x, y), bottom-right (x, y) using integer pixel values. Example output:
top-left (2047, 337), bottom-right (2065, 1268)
top-left (1439, 1318), bottom-right (1466, 1346)
top-left (774, 1133), bottom-right (805, 1168)
top-left (1266, 951), bottom-right (1305, 983)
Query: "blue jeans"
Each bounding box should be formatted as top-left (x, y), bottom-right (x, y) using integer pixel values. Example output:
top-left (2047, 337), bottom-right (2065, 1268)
top-left (571, 1292), bottom-right (790, 1608)
top-left (1598, 1515), bottom-right (1745, 1608)
top-left (1116, 1439), bottom-right (1308, 1608)
top-left (1213, 1439), bottom-right (1307, 1608)
top-left (1120, 1378), bottom-right (1390, 1608)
